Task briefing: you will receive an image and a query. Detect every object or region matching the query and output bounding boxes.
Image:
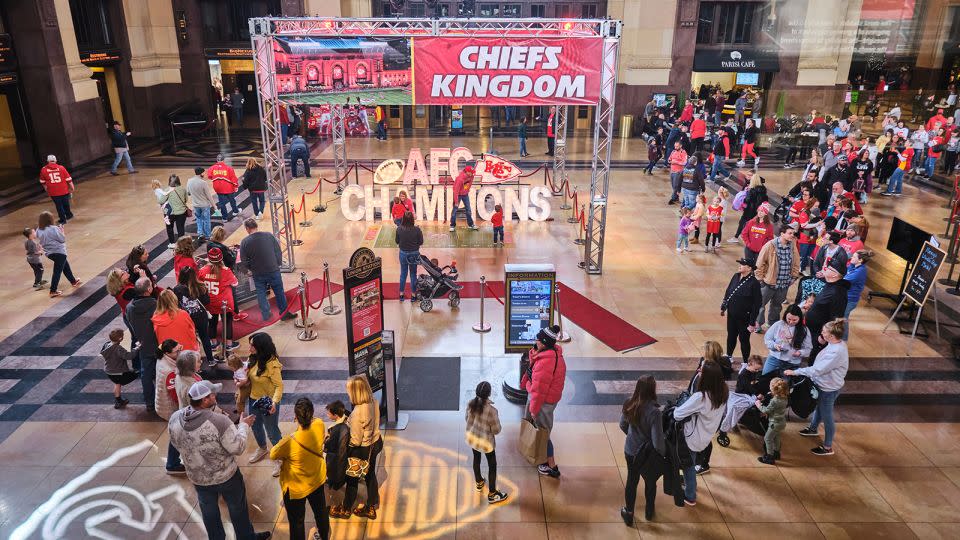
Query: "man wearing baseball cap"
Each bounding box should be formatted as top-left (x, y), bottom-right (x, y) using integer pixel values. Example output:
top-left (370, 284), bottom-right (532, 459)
top-left (720, 257), bottom-right (763, 361)
top-left (449, 164), bottom-right (478, 232)
top-left (805, 264), bottom-right (849, 361)
top-left (38, 155), bottom-right (75, 224)
top-left (168, 381), bottom-right (271, 540)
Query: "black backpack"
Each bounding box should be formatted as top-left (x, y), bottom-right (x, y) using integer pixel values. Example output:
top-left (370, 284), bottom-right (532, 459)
top-left (789, 376), bottom-right (818, 418)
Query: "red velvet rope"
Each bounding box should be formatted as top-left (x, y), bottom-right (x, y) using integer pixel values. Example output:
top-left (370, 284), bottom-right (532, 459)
top-left (485, 282), bottom-right (504, 306)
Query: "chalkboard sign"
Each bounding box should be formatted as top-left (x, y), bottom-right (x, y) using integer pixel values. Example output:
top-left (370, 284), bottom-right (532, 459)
top-left (904, 242), bottom-right (946, 305)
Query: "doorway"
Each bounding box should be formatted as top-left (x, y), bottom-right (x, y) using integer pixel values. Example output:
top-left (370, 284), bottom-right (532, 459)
top-left (0, 83), bottom-right (36, 188)
top-left (90, 67), bottom-right (124, 126)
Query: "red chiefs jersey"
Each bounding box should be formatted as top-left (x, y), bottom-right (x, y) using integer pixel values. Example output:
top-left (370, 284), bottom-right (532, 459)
top-left (208, 162), bottom-right (239, 194)
top-left (198, 266), bottom-right (238, 314)
top-left (39, 163), bottom-right (73, 197)
top-left (166, 372), bottom-right (201, 407)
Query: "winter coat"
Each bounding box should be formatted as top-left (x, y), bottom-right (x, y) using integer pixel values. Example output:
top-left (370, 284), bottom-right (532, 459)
top-left (101, 341), bottom-right (138, 375)
top-left (270, 418), bottom-right (328, 499)
top-left (324, 419), bottom-right (350, 490)
top-left (721, 272), bottom-right (762, 322)
top-left (168, 406), bottom-right (249, 486)
top-left (521, 346), bottom-right (567, 417)
top-left (673, 391), bottom-right (726, 452)
top-left (241, 166), bottom-right (268, 192)
top-left (126, 296), bottom-right (159, 356)
top-left (347, 400), bottom-right (382, 448)
top-left (465, 399), bottom-right (502, 453)
top-left (247, 356), bottom-right (284, 405)
top-left (805, 280), bottom-right (850, 334)
top-left (151, 310), bottom-right (199, 353)
top-left (155, 355), bottom-right (179, 420)
top-left (755, 237), bottom-right (800, 287)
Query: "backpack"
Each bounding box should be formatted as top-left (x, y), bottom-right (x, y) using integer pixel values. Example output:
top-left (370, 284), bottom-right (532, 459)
top-left (732, 189), bottom-right (749, 211)
top-left (788, 376), bottom-right (818, 418)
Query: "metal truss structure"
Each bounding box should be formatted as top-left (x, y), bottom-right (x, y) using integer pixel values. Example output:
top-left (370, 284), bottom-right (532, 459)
top-left (251, 17), bottom-right (621, 273)
top-left (331, 104), bottom-right (348, 194)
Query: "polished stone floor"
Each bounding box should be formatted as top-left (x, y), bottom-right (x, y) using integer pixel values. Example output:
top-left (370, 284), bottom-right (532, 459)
top-left (1, 135), bottom-right (959, 538)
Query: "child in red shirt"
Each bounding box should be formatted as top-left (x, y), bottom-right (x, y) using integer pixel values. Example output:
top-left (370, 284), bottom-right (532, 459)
top-left (198, 247), bottom-right (240, 351)
top-left (391, 196), bottom-right (405, 225)
top-left (492, 204), bottom-right (505, 245)
top-left (172, 237), bottom-right (198, 282)
top-left (704, 196), bottom-right (724, 253)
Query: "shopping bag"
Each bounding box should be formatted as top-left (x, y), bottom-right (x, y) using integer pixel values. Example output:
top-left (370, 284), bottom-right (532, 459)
top-left (517, 418), bottom-right (549, 465)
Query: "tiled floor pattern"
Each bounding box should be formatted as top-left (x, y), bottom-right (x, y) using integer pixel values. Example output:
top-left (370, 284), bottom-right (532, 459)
top-left (1, 419), bottom-right (960, 539)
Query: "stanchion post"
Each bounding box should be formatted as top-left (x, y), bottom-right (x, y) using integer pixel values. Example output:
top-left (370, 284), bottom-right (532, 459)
top-left (295, 272), bottom-right (314, 328)
top-left (473, 275), bottom-right (492, 333)
top-left (559, 182), bottom-right (571, 210)
top-left (218, 300), bottom-right (234, 364)
top-left (567, 188), bottom-right (579, 223)
top-left (321, 262), bottom-right (342, 315)
top-left (354, 161), bottom-right (360, 185)
top-left (299, 188), bottom-right (312, 227)
top-left (314, 177), bottom-right (326, 213)
top-left (574, 204), bottom-right (586, 245)
top-left (555, 284), bottom-right (571, 342)
top-left (290, 210), bottom-right (303, 246)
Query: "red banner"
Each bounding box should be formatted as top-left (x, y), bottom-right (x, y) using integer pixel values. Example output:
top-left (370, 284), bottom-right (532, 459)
top-left (413, 37), bottom-right (603, 106)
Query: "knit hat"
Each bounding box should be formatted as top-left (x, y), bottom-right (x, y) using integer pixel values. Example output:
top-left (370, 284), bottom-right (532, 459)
top-left (188, 380), bottom-right (223, 400)
top-left (536, 326), bottom-right (560, 348)
top-left (207, 247), bottom-right (223, 263)
top-left (463, 165), bottom-right (475, 175)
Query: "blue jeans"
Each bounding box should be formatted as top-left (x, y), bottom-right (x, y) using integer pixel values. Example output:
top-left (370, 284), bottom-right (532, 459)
top-left (681, 188), bottom-right (698, 209)
top-left (710, 158), bottom-right (730, 181)
top-left (799, 242), bottom-right (816, 272)
top-left (252, 271), bottom-right (288, 321)
top-left (677, 234), bottom-right (689, 250)
top-left (885, 169), bottom-right (904, 194)
top-left (166, 441), bottom-right (181, 470)
top-left (398, 250), bottom-right (419, 296)
top-left (249, 398), bottom-right (282, 448)
top-left (843, 301), bottom-right (857, 340)
top-left (809, 388), bottom-right (841, 447)
top-left (519, 136), bottom-right (527, 155)
top-left (139, 351), bottom-right (157, 412)
top-left (217, 193), bottom-right (239, 217)
top-left (450, 194), bottom-right (475, 227)
top-left (233, 107), bottom-right (243, 126)
top-left (249, 191), bottom-right (265, 216)
top-left (714, 111), bottom-right (722, 126)
top-left (195, 470), bottom-right (257, 540)
top-left (493, 226), bottom-right (504, 243)
top-left (194, 206), bottom-right (212, 238)
top-left (911, 149), bottom-right (925, 170)
top-left (762, 355), bottom-right (798, 376)
top-left (682, 450), bottom-right (699, 502)
top-left (925, 156), bottom-right (937, 175)
top-left (290, 150), bottom-right (310, 177)
top-left (111, 150), bottom-right (134, 173)
top-left (51, 194), bottom-right (73, 223)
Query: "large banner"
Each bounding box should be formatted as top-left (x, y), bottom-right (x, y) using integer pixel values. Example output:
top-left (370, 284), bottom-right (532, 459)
top-left (413, 37), bottom-right (603, 105)
top-left (274, 36), bottom-right (603, 106)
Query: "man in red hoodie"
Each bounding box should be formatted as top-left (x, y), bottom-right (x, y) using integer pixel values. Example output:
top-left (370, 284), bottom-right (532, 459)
top-left (39, 155), bottom-right (75, 224)
top-left (449, 165), bottom-right (477, 231)
top-left (690, 114), bottom-right (707, 152)
top-left (926, 108), bottom-right (948, 132)
top-left (208, 154), bottom-right (240, 221)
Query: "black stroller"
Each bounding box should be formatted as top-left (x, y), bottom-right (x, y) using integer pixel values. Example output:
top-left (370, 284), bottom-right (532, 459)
top-left (415, 255), bottom-right (462, 312)
top-left (717, 374), bottom-right (818, 447)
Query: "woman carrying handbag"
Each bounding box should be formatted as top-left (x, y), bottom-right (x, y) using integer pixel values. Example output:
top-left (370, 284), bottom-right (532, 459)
top-left (521, 325), bottom-right (567, 478)
top-left (620, 376), bottom-right (665, 525)
top-left (330, 375), bottom-right (383, 520)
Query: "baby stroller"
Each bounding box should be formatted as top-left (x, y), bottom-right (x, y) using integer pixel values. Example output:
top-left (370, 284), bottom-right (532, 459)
top-left (415, 255), bottom-right (462, 312)
top-left (717, 374), bottom-right (817, 447)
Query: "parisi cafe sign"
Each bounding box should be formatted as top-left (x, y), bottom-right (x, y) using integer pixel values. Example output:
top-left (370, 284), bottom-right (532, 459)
top-left (340, 149), bottom-right (552, 222)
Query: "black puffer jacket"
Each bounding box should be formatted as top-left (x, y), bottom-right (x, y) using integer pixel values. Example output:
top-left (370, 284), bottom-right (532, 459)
top-left (241, 166), bottom-right (268, 192)
top-left (125, 296), bottom-right (158, 357)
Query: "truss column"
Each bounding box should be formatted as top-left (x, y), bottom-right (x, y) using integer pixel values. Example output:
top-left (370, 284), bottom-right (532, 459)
top-left (552, 105), bottom-right (568, 195)
top-left (581, 37), bottom-right (621, 275)
top-left (332, 104), bottom-right (348, 195)
top-left (252, 28), bottom-right (295, 271)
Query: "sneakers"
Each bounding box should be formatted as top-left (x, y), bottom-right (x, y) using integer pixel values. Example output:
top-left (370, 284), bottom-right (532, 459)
top-left (254, 532), bottom-right (272, 540)
top-left (33, 283), bottom-right (45, 290)
top-left (272, 460), bottom-right (282, 477)
top-left (233, 312), bottom-right (249, 321)
top-left (329, 505), bottom-right (352, 519)
top-left (249, 446), bottom-right (270, 464)
top-left (353, 505), bottom-right (377, 519)
top-left (537, 464), bottom-right (560, 478)
top-left (487, 490), bottom-right (508, 504)
top-left (399, 293), bottom-right (405, 301)
top-left (49, 290), bottom-right (62, 298)
top-left (811, 445), bottom-right (834, 456)
top-left (167, 243), bottom-right (177, 249)
top-left (684, 498), bottom-right (697, 506)
top-left (881, 191), bottom-right (893, 196)
top-left (799, 427), bottom-right (819, 437)
top-left (449, 226), bottom-right (455, 231)
top-left (758, 454), bottom-right (776, 465)
top-left (620, 507), bottom-right (634, 526)
top-left (676, 248), bottom-right (683, 253)
top-left (71, 280), bottom-right (83, 288)
top-left (695, 464), bottom-right (710, 475)
top-left (475, 478), bottom-right (486, 492)
top-left (470, 226), bottom-right (478, 231)
top-left (227, 341), bottom-right (241, 351)
top-left (114, 397), bottom-right (129, 409)
top-left (256, 213), bottom-right (263, 221)
top-left (281, 312), bottom-right (297, 321)
top-left (165, 464), bottom-right (187, 475)
top-left (726, 237), bottom-right (740, 243)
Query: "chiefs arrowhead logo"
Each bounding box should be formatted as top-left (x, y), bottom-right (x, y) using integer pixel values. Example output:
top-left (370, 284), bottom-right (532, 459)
top-left (477, 154), bottom-right (522, 184)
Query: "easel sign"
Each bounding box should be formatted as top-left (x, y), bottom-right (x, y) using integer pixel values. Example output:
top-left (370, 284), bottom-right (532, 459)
top-left (883, 241), bottom-right (946, 355)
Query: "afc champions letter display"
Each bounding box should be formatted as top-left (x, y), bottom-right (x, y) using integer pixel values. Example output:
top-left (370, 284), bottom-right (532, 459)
top-left (503, 264), bottom-right (557, 354)
top-left (343, 248), bottom-right (386, 392)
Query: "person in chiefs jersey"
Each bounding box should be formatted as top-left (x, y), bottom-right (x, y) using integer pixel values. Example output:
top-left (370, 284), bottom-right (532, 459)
top-left (39, 155), bottom-right (75, 224)
top-left (198, 247), bottom-right (240, 352)
top-left (209, 154), bottom-right (241, 221)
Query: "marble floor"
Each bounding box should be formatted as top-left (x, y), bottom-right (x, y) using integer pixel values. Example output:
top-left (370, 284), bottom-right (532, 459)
top-left (0, 137), bottom-right (959, 538)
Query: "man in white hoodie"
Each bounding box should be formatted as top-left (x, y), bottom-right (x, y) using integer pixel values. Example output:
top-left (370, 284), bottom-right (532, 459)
top-left (168, 381), bottom-right (271, 540)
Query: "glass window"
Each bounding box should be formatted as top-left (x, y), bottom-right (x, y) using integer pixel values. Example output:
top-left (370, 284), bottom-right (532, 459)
top-left (437, 4), bottom-right (451, 17)
top-left (382, 1), bottom-right (393, 16)
top-left (70, 0), bottom-right (114, 51)
top-left (696, 3), bottom-right (715, 44)
top-left (200, 0), bottom-right (279, 43)
top-left (531, 4), bottom-right (545, 17)
top-left (697, 2), bottom-right (757, 45)
top-left (409, 2), bottom-right (425, 17)
top-left (503, 4), bottom-right (521, 18)
top-left (478, 3), bottom-right (499, 17)
top-left (581, 5), bottom-right (597, 19)
top-left (555, 4), bottom-right (576, 18)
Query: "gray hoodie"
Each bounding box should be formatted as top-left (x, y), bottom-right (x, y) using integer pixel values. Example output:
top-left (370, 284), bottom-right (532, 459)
top-left (186, 175), bottom-right (217, 209)
top-left (168, 405), bottom-right (249, 486)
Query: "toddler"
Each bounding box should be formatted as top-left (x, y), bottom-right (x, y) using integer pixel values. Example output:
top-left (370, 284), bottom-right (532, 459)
top-left (23, 228), bottom-right (47, 290)
top-left (717, 354), bottom-right (766, 445)
top-left (676, 207), bottom-right (694, 253)
top-left (758, 377), bottom-right (789, 464)
top-left (100, 328), bottom-right (139, 409)
top-left (391, 196), bottom-right (405, 225)
top-left (491, 204), bottom-right (504, 245)
top-left (690, 193), bottom-right (706, 245)
top-left (465, 381), bottom-right (508, 504)
top-left (227, 354), bottom-right (251, 416)
top-left (704, 196), bottom-right (724, 252)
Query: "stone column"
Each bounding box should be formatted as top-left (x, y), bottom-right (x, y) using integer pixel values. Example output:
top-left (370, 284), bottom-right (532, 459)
top-left (122, 0), bottom-right (182, 87)
top-left (5, 0), bottom-right (109, 167)
top-left (340, 0), bottom-right (372, 18)
top-left (608, 0), bottom-right (679, 117)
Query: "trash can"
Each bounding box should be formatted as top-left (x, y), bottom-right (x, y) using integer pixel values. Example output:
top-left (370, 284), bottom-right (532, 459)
top-left (620, 114), bottom-right (634, 138)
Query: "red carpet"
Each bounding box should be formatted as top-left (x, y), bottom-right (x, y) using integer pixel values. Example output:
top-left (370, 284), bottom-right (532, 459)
top-left (381, 280), bottom-right (505, 301)
top-left (228, 278), bottom-right (344, 338)
top-left (557, 283), bottom-right (657, 352)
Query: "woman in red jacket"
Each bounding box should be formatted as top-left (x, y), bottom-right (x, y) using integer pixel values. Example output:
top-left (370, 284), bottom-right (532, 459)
top-left (521, 325), bottom-right (566, 478)
top-left (739, 203), bottom-right (774, 264)
top-left (151, 289), bottom-right (199, 353)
